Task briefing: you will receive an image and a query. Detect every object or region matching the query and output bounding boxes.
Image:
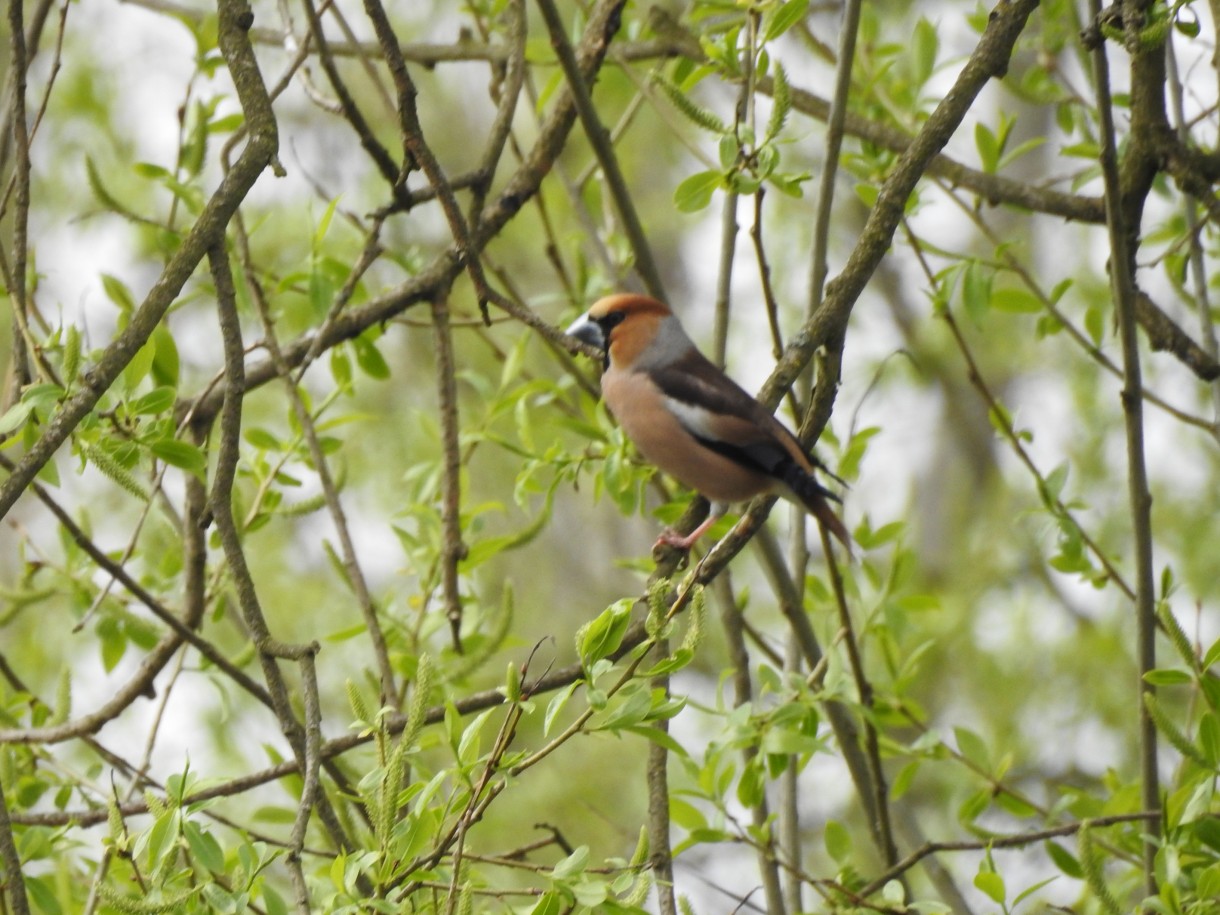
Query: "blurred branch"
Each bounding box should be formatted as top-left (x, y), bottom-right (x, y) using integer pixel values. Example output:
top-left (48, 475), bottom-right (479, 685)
top-left (1166, 35), bottom-right (1220, 423)
top-left (432, 295), bottom-right (468, 651)
top-left (904, 226), bottom-right (1136, 603)
top-left (858, 812), bottom-right (1158, 899)
top-left (189, 0), bottom-right (628, 426)
top-left (761, 0), bottom-right (1041, 419)
top-left (534, 0), bottom-right (664, 300)
top-left (0, 0), bottom-right (281, 521)
top-left (644, 6), bottom-right (1105, 224)
top-left (207, 241), bottom-right (353, 866)
top-left (364, 0), bottom-right (498, 319)
top-left (807, 0), bottom-right (861, 313)
top-left (0, 767), bottom-right (29, 915)
top-left (801, 0), bottom-right (862, 441)
top-left (713, 576), bottom-right (785, 915)
top-left (467, 0), bottom-right (526, 224)
top-left (235, 214), bottom-right (398, 705)
top-left (1086, 2), bottom-right (1160, 894)
top-left (299, 0), bottom-right (403, 195)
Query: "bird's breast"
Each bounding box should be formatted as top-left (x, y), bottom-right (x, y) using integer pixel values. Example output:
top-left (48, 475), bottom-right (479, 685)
top-left (601, 368), bottom-right (774, 504)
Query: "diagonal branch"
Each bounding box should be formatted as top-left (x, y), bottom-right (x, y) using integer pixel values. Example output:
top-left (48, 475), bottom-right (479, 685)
top-left (534, 0), bottom-right (664, 300)
top-left (762, 0), bottom-right (1041, 421)
top-left (0, 0), bottom-right (281, 521)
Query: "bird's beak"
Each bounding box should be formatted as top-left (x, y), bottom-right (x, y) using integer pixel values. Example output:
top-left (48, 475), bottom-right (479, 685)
top-left (565, 313), bottom-right (606, 352)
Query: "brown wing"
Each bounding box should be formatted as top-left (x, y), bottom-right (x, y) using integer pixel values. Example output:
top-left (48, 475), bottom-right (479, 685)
top-left (649, 350), bottom-right (851, 549)
top-left (648, 348), bottom-right (812, 477)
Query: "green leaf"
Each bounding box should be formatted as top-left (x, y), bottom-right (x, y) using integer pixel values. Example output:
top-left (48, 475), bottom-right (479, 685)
top-left (953, 725), bottom-right (991, 770)
top-left (551, 845), bottom-right (590, 881)
top-left (184, 820), bottom-right (225, 872)
top-left (577, 598), bottom-right (633, 665)
top-left (1046, 840), bottom-right (1083, 878)
top-left (149, 439), bottom-right (208, 479)
top-left (529, 892), bottom-right (565, 915)
top-left (975, 123), bottom-right (999, 173)
top-left (24, 876), bottom-right (62, 915)
top-left (1201, 634), bottom-right (1220, 672)
top-left (891, 760), bottom-right (920, 800)
top-left (122, 338), bottom-right (156, 395)
top-left (544, 681), bottom-right (579, 737)
top-left (961, 259), bottom-right (992, 324)
top-left (912, 17), bottom-right (938, 87)
top-left (855, 183), bottom-right (879, 207)
top-left (87, 158), bottom-right (144, 222)
top-left (354, 335), bottom-right (390, 380)
top-left (1084, 304), bottom-right (1105, 345)
top-left (824, 820), bottom-right (852, 863)
top-left (973, 870), bottom-right (1005, 905)
top-left (0, 399), bottom-right (37, 435)
top-left (1143, 668), bottom-right (1192, 686)
top-left (762, 0), bottom-right (809, 42)
top-left (1013, 875), bottom-right (1058, 907)
top-left (991, 287), bottom-right (1042, 314)
top-left (674, 170), bottom-right (722, 213)
top-left (101, 273), bottom-right (136, 313)
top-left (130, 386), bottom-right (177, 415)
top-left (151, 323), bottom-right (180, 387)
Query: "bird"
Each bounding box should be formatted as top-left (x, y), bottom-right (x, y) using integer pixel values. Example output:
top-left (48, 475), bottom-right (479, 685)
top-left (566, 293), bottom-right (850, 552)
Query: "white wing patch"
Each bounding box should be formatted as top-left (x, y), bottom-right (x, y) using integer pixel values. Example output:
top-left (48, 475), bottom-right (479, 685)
top-left (663, 396), bottom-right (723, 442)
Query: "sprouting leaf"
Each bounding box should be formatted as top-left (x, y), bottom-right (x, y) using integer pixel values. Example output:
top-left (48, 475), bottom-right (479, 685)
top-left (762, 0), bottom-right (809, 43)
top-left (577, 598), bottom-right (633, 666)
top-left (149, 439), bottom-right (208, 479)
top-left (674, 170), bottom-right (722, 213)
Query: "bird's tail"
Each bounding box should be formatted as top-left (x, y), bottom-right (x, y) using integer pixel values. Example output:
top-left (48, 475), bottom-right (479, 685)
top-left (780, 463), bottom-right (853, 554)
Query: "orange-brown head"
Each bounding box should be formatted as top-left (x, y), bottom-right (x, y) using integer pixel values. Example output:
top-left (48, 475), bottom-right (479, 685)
top-left (566, 294), bottom-right (678, 371)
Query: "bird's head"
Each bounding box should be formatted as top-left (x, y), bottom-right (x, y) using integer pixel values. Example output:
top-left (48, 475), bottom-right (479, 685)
top-left (565, 294), bottom-right (674, 370)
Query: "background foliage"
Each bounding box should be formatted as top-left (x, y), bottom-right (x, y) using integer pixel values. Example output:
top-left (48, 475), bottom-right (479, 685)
top-left (1, 0), bottom-right (1219, 912)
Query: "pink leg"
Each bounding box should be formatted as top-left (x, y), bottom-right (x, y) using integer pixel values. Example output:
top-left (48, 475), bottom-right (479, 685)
top-left (654, 511), bottom-right (720, 551)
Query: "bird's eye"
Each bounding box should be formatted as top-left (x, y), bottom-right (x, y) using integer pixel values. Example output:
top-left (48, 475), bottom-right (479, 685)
top-left (598, 311), bottom-right (626, 333)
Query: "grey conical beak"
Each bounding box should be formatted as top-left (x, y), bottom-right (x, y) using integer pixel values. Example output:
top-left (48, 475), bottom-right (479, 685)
top-left (566, 314), bottom-right (606, 352)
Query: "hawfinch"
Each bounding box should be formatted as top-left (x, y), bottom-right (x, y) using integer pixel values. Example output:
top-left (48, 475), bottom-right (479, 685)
top-left (567, 293), bottom-right (850, 551)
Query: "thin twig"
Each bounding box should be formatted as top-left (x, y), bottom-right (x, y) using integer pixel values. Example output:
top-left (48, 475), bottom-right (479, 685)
top-left (819, 523), bottom-right (898, 867)
top-left (858, 811), bottom-right (1159, 899)
top-left (533, 0), bottom-right (664, 300)
top-left (0, 0), bottom-right (281, 521)
top-left (208, 239), bottom-right (357, 866)
top-left (363, 0), bottom-right (499, 320)
top-left (467, 0), bottom-right (526, 226)
top-left (765, 0), bottom-right (1040, 421)
top-left (713, 576), bottom-right (785, 915)
top-left (807, 0), bottom-right (861, 315)
top-left (298, 0), bottom-right (402, 194)
top-left (1086, 5), bottom-right (1160, 895)
top-left (236, 212), bottom-right (398, 705)
top-left (1166, 36), bottom-right (1220, 426)
top-left (0, 766), bottom-right (30, 914)
top-left (287, 645), bottom-right (322, 913)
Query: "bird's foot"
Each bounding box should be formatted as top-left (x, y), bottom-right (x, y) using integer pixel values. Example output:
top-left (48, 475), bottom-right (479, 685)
top-left (654, 528), bottom-right (697, 552)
